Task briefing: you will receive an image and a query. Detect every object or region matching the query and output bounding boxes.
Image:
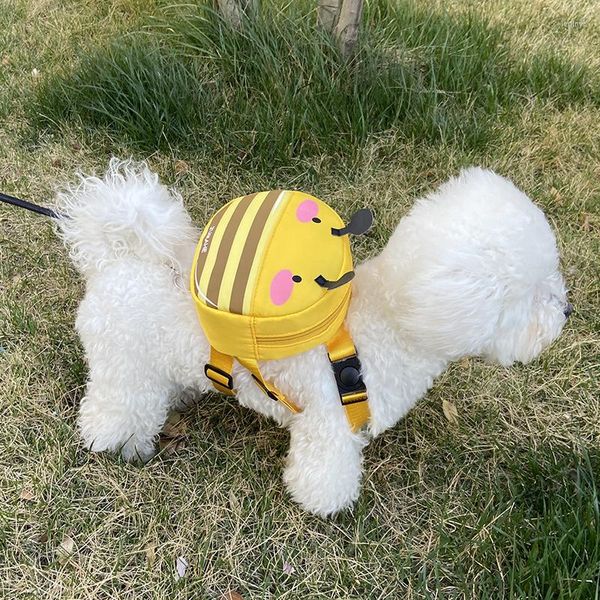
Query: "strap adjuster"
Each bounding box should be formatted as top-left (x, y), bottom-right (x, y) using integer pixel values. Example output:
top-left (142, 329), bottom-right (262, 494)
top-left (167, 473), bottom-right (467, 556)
top-left (251, 374), bottom-right (280, 402)
top-left (204, 363), bottom-right (234, 391)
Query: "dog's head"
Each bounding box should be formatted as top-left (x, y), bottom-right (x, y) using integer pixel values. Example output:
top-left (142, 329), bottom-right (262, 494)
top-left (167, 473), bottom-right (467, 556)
top-left (370, 168), bottom-right (569, 365)
top-left (481, 269), bottom-right (569, 366)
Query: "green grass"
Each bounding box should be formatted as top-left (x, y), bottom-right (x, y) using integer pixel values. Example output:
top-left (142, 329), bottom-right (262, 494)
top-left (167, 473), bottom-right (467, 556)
top-left (30, 1), bottom-right (599, 172)
top-left (432, 447), bottom-right (600, 597)
top-left (1, 0), bottom-right (599, 598)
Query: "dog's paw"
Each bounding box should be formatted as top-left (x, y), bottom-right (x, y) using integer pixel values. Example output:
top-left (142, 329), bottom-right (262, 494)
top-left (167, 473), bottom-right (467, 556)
top-left (81, 431), bottom-right (157, 463)
top-left (118, 438), bottom-right (157, 463)
top-left (78, 408), bottom-right (158, 463)
top-left (283, 458), bottom-right (361, 518)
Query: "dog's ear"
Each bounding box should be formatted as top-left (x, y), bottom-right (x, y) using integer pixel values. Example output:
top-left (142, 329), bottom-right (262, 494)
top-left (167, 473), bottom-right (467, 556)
top-left (393, 264), bottom-right (501, 361)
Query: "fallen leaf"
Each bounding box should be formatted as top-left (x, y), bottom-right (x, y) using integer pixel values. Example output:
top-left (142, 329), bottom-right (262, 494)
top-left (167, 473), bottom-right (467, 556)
top-left (51, 157), bottom-right (63, 168)
top-left (220, 592), bottom-right (244, 600)
top-left (174, 160), bottom-right (189, 175)
top-left (581, 212), bottom-right (600, 232)
top-left (175, 556), bottom-right (189, 580)
top-left (145, 543), bottom-right (156, 568)
top-left (1, 56), bottom-right (9, 66)
top-left (550, 187), bottom-right (562, 203)
top-left (582, 213), bottom-right (591, 231)
top-left (159, 436), bottom-right (186, 454)
top-left (282, 561), bottom-right (295, 575)
top-left (229, 488), bottom-right (241, 512)
top-left (160, 412), bottom-right (188, 454)
top-left (162, 412), bottom-right (188, 437)
top-left (19, 487), bottom-right (35, 502)
top-left (442, 399), bottom-right (459, 424)
top-left (37, 532), bottom-right (48, 543)
top-left (56, 535), bottom-right (75, 564)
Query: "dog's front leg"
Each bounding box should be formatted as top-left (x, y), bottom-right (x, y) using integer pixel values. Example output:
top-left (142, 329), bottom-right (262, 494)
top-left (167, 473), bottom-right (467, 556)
top-left (283, 403), bottom-right (368, 517)
top-left (78, 376), bottom-right (176, 462)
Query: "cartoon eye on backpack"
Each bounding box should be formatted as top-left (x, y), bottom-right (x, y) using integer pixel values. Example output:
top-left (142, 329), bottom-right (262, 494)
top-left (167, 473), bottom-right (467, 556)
top-left (191, 190), bottom-right (373, 430)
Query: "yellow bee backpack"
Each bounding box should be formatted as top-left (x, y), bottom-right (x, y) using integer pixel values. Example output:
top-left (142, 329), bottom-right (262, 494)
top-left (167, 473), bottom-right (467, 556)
top-left (190, 190), bottom-right (373, 431)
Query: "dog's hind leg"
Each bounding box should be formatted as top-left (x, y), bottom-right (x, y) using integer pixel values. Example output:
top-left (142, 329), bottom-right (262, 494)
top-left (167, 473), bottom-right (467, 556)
top-left (78, 376), bottom-right (175, 462)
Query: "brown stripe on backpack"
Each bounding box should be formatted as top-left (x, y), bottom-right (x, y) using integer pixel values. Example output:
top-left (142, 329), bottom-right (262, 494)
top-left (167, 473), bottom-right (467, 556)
top-left (204, 193), bottom-right (258, 307)
top-left (194, 203), bottom-right (230, 299)
top-left (229, 190), bottom-right (282, 314)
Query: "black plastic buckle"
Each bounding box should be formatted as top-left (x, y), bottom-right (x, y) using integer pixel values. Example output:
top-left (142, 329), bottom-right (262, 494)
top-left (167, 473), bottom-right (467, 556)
top-left (204, 363), bottom-right (234, 391)
top-left (331, 354), bottom-right (367, 403)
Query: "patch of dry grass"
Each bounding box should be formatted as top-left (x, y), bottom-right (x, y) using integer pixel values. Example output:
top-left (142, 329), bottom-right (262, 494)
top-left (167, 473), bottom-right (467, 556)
top-left (1, 1), bottom-right (599, 598)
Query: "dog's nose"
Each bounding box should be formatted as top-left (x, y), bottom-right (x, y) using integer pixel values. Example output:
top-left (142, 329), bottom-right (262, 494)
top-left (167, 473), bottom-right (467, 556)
top-left (563, 303), bottom-right (573, 318)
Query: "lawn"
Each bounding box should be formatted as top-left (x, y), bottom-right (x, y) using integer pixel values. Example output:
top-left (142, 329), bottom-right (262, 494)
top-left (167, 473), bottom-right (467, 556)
top-left (0, 0), bottom-right (598, 598)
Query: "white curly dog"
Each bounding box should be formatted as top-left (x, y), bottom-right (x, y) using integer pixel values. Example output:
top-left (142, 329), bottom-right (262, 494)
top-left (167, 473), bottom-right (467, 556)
top-left (55, 160), bottom-right (570, 516)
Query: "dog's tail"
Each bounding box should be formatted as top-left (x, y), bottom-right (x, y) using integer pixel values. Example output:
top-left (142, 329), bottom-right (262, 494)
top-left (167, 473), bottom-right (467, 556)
top-left (55, 158), bottom-right (198, 276)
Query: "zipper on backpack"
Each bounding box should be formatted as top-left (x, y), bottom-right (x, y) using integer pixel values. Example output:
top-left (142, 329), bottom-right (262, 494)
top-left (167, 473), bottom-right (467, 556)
top-left (255, 296), bottom-right (348, 347)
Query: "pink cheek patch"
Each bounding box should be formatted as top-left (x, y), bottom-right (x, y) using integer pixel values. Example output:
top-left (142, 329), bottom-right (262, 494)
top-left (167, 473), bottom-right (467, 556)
top-left (270, 269), bottom-right (294, 305)
top-left (296, 199), bottom-right (319, 223)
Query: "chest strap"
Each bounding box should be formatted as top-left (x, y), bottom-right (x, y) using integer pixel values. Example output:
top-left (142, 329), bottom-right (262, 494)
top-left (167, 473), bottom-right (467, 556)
top-left (204, 324), bottom-right (370, 431)
top-left (326, 325), bottom-right (370, 432)
top-left (205, 347), bottom-right (301, 413)
top-left (236, 357), bottom-right (302, 414)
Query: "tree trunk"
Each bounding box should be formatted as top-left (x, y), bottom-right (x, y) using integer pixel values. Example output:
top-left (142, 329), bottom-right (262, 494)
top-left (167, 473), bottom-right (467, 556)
top-left (317, 0), bottom-right (341, 33)
top-left (334, 0), bottom-right (364, 58)
top-left (216, 0), bottom-right (259, 29)
top-left (243, 0), bottom-right (259, 16)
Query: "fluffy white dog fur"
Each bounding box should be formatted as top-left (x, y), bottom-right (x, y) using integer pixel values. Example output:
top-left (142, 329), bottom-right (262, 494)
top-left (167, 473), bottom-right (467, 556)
top-left (55, 160), bottom-right (569, 516)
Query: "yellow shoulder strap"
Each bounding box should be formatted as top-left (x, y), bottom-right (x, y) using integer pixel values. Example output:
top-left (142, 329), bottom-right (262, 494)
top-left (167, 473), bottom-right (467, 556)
top-left (236, 357), bottom-right (302, 414)
top-left (205, 348), bottom-right (302, 414)
top-left (205, 347), bottom-right (236, 396)
top-left (326, 324), bottom-right (370, 432)
top-left (205, 327), bottom-right (370, 431)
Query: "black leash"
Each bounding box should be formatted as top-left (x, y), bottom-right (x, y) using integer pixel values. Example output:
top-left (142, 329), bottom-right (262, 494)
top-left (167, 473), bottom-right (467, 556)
top-left (0, 190), bottom-right (60, 219)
